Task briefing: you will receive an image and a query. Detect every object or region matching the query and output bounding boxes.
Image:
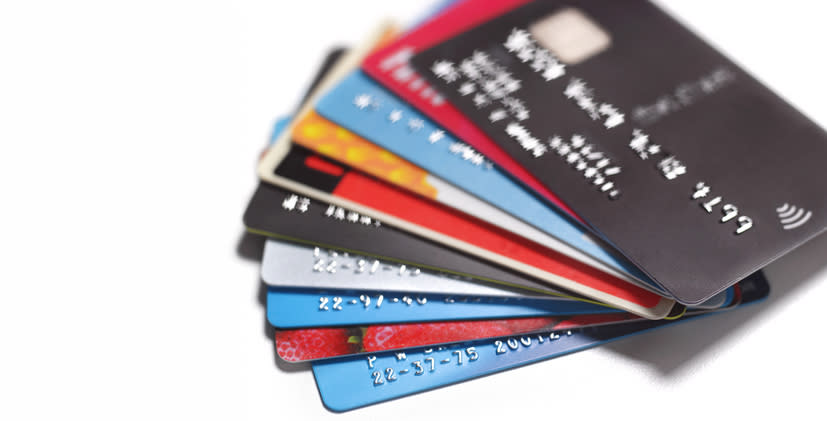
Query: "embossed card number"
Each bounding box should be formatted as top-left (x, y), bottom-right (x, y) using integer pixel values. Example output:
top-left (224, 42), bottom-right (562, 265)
top-left (364, 331), bottom-right (571, 387)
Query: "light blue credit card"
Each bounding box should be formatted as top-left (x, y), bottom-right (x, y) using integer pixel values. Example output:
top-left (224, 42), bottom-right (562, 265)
top-left (266, 287), bottom-right (618, 328)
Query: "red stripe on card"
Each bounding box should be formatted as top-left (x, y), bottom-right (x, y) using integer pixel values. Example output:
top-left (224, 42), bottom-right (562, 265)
top-left (333, 171), bottom-right (661, 308)
top-left (304, 155), bottom-right (345, 177)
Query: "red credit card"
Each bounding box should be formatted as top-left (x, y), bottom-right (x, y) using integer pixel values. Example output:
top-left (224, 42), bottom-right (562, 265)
top-left (361, 0), bottom-right (581, 219)
top-left (276, 313), bottom-right (638, 362)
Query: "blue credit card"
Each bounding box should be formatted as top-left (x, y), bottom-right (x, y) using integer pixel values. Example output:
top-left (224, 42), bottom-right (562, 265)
top-left (266, 287), bottom-right (618, 328)
top-left (267, 286), bottom-right (732, 328)
top-left (314, 70), bottom-right (665, 294)
top-left (313, 321), bottom-right (669, 411)
top-left (311, 271), bottom-right (769, 411)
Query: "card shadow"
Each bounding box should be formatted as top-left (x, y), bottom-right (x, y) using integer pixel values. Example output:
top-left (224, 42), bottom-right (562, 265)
top-left (602, 231), bottom-right (827, 376)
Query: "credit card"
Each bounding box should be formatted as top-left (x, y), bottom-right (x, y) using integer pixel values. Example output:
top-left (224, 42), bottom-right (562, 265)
top-left (309, 70), bottom-right (661, 293)
top-left (362, 0), bottom-right (561, 211)
top-left (262, 238), bottom-right (555, 298)
top-left (312, 271), bottom-right (769, 411)
top-left (266, 287), bottom-right (616, 328)
top-left (276, 313), bottom-right (636, 362)
top-left (265, 141), bottom-right (674, 319)
top-left (412, 0), bottom-right (827, 303)
top-left (245, 183), bottom-right (581, 298)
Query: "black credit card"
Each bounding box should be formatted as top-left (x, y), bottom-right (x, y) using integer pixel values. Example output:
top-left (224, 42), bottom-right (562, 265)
top-left (412, 0), bottom-right (827, 304)
top-left (244, 182), bottom-right (580, 298)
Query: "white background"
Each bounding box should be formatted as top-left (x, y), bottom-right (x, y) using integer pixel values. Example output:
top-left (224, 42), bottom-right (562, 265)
top-left (1, 1), bottom-right (826, 419)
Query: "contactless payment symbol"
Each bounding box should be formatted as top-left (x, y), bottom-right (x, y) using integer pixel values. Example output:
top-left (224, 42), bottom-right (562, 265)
top-left (776, 203), bottom-right (813, 230)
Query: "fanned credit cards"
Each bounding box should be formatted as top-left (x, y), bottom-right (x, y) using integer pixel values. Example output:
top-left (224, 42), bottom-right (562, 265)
top-left (254, 23), bottom-right (676, 318)
top-left (266, 141), bottom-right (673, 318)
top-left (310, 70), bottom-right (661, 293)
top-left (232, 2), bottom-right (821, 410)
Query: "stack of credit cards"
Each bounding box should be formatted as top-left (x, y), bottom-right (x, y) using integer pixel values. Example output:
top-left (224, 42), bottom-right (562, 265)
top-left (242, 0), bottom-right (826, 411)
